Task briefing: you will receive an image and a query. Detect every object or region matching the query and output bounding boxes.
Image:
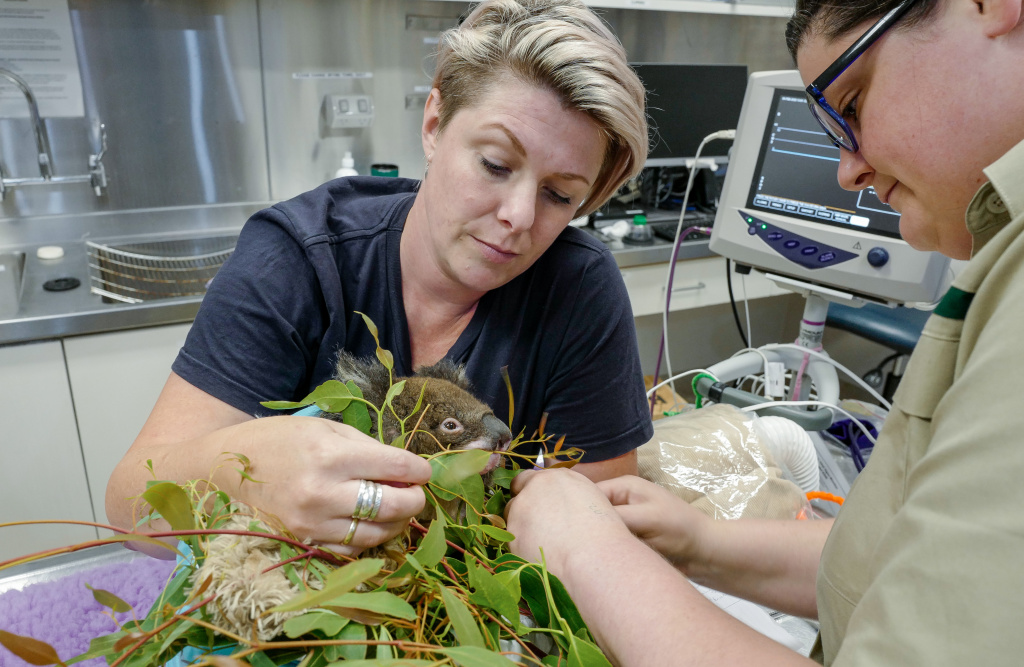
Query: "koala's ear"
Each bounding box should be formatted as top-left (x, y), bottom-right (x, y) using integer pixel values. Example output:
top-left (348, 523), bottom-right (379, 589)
top-left (333, 350), bottom-right (375, 391)
top-left (415, 359), bottom-right (470, 390)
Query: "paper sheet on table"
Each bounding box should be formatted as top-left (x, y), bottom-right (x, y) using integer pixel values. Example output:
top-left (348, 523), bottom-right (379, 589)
top-left (693, 581), bottom-right (810, 654)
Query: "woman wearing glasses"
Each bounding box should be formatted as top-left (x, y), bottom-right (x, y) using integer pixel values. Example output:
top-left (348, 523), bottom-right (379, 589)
top-left (508, 0), bottom-right (1024, 664)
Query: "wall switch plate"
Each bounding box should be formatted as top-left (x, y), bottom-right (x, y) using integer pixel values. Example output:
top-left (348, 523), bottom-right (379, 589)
top-left (322, 94), bottom-right (374, 129)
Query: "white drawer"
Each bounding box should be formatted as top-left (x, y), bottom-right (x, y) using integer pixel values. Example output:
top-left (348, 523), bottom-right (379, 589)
top-left (622, 257), bottom-right (782, 317)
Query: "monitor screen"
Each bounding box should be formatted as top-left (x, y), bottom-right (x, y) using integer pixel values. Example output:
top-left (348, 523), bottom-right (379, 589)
top-left (746, 89), bottom-right (902, 239)
top-left (632, 63), bottom-right (748, 166)
top-left (709, 70), bottom-right (949, 305)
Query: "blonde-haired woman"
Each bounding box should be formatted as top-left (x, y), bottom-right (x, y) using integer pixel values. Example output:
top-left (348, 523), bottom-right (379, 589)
top-left (108, 0), bottom-right (651, 555)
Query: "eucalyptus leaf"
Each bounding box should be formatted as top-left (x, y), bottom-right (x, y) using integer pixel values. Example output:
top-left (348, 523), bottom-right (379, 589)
top-left (431, 449), bottom-right (491, 487)
top-left (140, 481), bottom-right (195, 531)
top-left (84, 583), bottom-right (132, 613)
top-left (325, 661), bottom-right (432, 667)
top-left (376, 347), bottom-right (395, 371)
top-left (440, 646), bottom-right (516, 667)
top-left (465, 556), bottom-right (520, 625)
top-left (440, 587), bottom-right (486, 648)
top-left (375, 626), bottom-right (394, 660)
top-left (283, 610), bottom-right (348, 638)
top-left (568, 634), bottom-right (613, 667)
top-left (324, 622), bottom-right (367, 661)
top-left (489, 467), bottom-right (521, 490)
top-left (271, 559), bottom-right (384, 613)
top-left (383, 379), bottom-right (406, 408)
top-left (323, 591), bottom-right (416, 621)
top-left (342, 380), bottom-right (373, 435)
top-left (0, 630), bottom-right (66, 666)
top-left (414, 511), bottom-right (447, 567)
top-left (477, 524), bottom-right (515, 543)
top-left (355, 311), bottom-right (380, 343)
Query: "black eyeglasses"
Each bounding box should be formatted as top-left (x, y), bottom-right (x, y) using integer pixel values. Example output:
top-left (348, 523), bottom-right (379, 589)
top-left (805, 0), bottom-right (919, 153)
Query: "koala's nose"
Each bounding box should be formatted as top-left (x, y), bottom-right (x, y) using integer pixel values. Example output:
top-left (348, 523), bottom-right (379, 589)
top-left (483, 413), bottom-right (513, 451)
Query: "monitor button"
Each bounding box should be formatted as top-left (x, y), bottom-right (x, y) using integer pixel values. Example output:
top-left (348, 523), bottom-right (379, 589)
top-left (784, 240), bottom-right (800, 249)
top-left (748, 225), bottom-right (758, 235)
top-left (867, 247), bottom-right (890, 267)
top-left (801, 246), bottom-right (818, 255)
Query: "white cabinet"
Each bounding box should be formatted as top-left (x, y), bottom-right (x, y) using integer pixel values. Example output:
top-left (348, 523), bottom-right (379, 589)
top-left (64, 324), bottom-right (191, 527)
top-left (622, 255), bottom-right (783, 317)
top-left (0, 341), bottom-right (97, 560)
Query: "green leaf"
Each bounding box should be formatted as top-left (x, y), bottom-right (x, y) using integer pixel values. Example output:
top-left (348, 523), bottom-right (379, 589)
top-left (568, 634), bottom-right (613, 667)
top-left (324, 591), bottom-right (417, 621)
top-left (375, 626), bottom-right (394, 660)
top-left (355, 311), bottom-right (380, 342)
top-left (484, 490), bottom-right (506, 516)
top-left (0, 631), bottom-right (66, 666)
top-left (500, 366), bottom-right (515, 426)
top-left (414, 511), bottom-right (447, 567)
top-left (283, 610), bottom-right (348, 638)
top-left (140, 481), bottom-right (195, 531)
top-left (376, 347), bottom-right (395, 371)
top-left (440, 586), bottom-right (486, 648)
top-left (324, 622), bottom-right (367, 661)
top-left (326, 661), bottom-right (432, 667)
top-left (271, 559), bottom-right (384, 613)
top-left (440, 646), bottom-right (516, 667)
top-left (342, 381), bottom-right (373, 435)
top-left (477, 524), bottom-right (515, 543)
top-left (430, 449), bottom-right (491, 492)
top-left (84, 583), bottom-right (132, 613)
top-left (489, 467), bottom-right (521, 490)
top-left (383, 379), bottom-right (406, 408)
top-left (247, 651), bottom-right (277, 667)
top-left (466, 556), bottom-right (520, 625)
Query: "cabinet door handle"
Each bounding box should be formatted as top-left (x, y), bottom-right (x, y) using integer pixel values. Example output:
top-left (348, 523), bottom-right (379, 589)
top-left (666, 281), bottom-right (706, 294)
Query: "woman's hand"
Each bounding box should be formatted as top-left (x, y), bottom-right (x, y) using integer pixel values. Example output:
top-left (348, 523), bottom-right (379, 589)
top-left (108, 374), bottom-right (434, 557)
top-left (223, 416), bottom-right (433, 555)
top-left (598, 474), bottom-right (713, 573)
top-left (506, 468), bottom-right (637, 575)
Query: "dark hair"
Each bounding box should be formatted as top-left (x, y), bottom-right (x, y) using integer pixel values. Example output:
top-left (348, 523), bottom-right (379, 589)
top-left (785, 0), bottom-right (940, 62)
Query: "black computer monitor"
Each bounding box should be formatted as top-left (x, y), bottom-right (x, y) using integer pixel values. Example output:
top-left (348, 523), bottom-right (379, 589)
top-left (631, 63), bottom-right (749, 166)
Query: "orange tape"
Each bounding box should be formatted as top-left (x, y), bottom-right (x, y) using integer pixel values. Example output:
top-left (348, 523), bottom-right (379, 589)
top-left (806, 491), bottom-right (845, 506)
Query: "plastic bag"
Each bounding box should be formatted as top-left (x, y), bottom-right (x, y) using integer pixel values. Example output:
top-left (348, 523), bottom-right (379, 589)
top-left (638, 404), bottom-right (812, 520)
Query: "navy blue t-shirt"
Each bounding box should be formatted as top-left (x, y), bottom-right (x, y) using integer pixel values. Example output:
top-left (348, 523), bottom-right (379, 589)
top-left (173, 176), bottom-right (653, 462)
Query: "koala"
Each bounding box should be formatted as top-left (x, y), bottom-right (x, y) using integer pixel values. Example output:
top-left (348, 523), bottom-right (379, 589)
top-left (321, 350), bottom-right (513, 474)
top-left (318, 351), bottom-right (513, 566)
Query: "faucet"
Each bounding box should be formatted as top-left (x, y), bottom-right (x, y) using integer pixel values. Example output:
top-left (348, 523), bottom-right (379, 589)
top-left (0, 67), bottom-right (55, 180)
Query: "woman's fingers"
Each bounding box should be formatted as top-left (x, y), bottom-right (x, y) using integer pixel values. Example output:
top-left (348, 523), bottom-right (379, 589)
top-left (315, 419), bottom-right (433, 484)
top-left (341, 478), bottom-right (427, 524)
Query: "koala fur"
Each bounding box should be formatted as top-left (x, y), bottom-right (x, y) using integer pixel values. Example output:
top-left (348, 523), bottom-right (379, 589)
top-left (317, 351), bottom-right (513, 565)
top-left (321, 350), bottom-right (513, 467)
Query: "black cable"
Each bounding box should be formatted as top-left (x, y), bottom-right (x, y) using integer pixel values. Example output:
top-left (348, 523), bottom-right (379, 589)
top-left (726, 258), bottom-right (749, 349)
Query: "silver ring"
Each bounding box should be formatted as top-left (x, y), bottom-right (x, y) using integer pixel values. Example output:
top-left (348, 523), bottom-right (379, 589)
top-left (367, 482), bottom-right (384, 521)
top-left (353, 479), bottom-right (373, 520)
top-left (342, 517), bottom-right (359, 545)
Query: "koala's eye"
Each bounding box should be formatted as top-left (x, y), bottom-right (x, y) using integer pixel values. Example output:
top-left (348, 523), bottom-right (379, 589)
top-left (440, 418), bottom-right (464, 434)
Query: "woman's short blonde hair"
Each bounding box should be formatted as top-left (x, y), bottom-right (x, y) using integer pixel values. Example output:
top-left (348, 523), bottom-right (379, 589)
top-left (433, 0), bottom-right (647, 217)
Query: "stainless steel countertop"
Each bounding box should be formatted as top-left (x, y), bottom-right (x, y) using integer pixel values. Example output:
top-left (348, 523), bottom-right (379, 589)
top-left (0, 202), bottom-right (269, 346)
top-left (0, 204), bottom-right (713, 347)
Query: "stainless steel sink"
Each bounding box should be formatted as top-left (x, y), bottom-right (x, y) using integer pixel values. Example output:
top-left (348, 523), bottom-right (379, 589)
top-left (86, 234), bottom-right (238, 304)
top-left (0, 251), bottom-right (25, 318)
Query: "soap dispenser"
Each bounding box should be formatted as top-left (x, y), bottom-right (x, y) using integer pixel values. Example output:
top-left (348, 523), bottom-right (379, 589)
top-left (335, 151), bottom-right (358, 178)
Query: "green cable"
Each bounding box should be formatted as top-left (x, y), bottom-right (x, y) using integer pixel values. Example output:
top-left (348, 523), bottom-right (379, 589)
top-left (691, 372), bottom-right (717, 409)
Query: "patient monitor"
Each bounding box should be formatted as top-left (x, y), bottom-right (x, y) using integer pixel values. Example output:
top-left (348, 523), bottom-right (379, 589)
top-left (701, 71), bottom-right (950, 428)
top-left (710, 70), bottom-right (950, 306)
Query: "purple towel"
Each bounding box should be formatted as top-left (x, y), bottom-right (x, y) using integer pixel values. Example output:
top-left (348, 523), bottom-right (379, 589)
top-left (0, 555), bottom-right (176, 667)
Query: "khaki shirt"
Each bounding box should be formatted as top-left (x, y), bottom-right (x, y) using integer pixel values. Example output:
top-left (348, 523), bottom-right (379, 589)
top-left (814, 138), bottom-right (1024, 665)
